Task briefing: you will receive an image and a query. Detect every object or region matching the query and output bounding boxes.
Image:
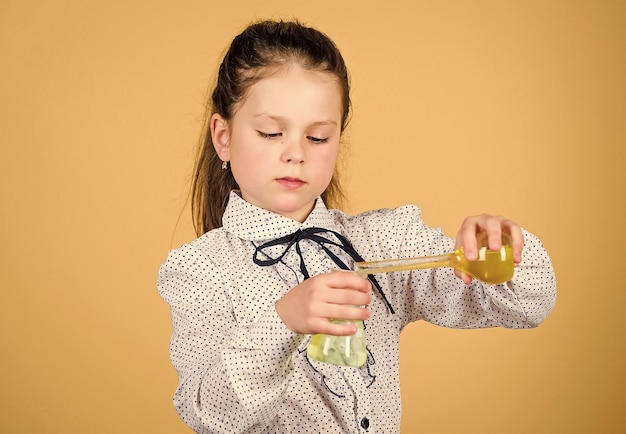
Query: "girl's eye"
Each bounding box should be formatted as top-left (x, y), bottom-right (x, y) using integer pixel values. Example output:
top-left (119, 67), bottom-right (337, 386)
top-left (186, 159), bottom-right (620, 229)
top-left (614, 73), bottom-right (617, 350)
top-left (307, 136), bottom-right (329, 144)
top-left (257, 131), bottom-right (282, 139)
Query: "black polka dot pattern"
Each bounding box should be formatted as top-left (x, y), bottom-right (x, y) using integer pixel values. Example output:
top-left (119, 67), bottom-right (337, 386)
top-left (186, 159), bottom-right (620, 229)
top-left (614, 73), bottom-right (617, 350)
top-left (158, 191), bottom-right (556, 433)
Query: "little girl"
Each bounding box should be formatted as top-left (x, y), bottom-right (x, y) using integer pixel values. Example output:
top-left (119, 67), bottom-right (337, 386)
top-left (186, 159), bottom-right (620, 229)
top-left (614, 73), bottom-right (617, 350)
top-left (158, 19), bottom-right (556, 433)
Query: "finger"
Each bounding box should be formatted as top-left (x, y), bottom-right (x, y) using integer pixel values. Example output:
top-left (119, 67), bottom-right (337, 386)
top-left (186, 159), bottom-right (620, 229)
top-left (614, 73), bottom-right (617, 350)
top-left (504, 222), bottom-right (524, 265)
top-left (324, 287), bottom-right (372, 308)
top-left (484, 217), bottom-right (503, 251)
top-left (326, 270), bottom-right (372, 293)
top-left (326, 304), bottom-right (371, 322)
top-left (457, 220), bottom-right (480, 261)
top-left (314, 319), bottom-right (360, 336)
top-left (454, 269), bottom-right (473, 285)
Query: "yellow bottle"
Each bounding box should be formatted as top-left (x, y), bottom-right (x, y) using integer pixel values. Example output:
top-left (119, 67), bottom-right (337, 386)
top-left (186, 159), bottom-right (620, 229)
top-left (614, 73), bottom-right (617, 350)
top-left (354, 232), bottom-right (514, 284)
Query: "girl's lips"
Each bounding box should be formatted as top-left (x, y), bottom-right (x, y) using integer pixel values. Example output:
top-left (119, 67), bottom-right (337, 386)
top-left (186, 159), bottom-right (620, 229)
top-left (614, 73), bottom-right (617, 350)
top-left (276, 177), bottom-right (305, 189)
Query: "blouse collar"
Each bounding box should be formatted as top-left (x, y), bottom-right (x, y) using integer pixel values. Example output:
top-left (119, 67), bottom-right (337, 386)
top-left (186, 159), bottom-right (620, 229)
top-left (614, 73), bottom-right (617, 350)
top-left (222, 191), bottom-right (338, 242)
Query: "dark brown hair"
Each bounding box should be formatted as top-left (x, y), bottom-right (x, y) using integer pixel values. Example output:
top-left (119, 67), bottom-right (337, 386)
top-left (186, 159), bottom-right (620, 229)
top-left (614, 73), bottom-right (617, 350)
top-left (191, 20), bottom-right (351, 235)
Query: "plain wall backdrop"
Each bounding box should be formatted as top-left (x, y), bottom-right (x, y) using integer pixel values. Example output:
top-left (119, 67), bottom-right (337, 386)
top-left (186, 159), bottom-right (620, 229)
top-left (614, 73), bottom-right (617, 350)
top-left (1, 0), bottom-right (624, 432)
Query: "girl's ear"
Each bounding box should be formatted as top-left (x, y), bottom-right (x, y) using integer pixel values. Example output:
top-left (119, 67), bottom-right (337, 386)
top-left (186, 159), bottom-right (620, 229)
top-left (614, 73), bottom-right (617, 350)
top-left (210, 113), bottom-right (230, 161)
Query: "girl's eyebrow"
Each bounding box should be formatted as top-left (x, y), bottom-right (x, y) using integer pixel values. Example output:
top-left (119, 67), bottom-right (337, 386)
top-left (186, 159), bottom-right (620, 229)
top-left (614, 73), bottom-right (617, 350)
top-left (253, 113), bottom-right (338, 126)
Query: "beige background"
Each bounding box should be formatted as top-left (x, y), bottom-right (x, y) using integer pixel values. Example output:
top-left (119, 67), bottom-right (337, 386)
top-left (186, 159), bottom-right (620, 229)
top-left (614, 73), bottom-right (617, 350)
top-left (1, 0), bottom-right (624, 433)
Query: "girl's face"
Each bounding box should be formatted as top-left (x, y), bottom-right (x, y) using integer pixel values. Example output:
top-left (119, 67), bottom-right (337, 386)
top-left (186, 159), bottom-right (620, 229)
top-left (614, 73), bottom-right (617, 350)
top-left (211, 65), bottom-right (343, 222)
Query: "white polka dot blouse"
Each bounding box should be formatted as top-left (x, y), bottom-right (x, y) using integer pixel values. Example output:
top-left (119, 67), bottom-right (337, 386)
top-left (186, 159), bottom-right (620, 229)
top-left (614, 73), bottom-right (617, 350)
top-left (158, 191), bottom-right (556, 433)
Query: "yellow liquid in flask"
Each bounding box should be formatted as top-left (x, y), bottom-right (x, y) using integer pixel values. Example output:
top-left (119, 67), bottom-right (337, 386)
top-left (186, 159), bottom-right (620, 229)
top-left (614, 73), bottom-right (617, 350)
top-left (354, 232), bottom-right (514, 284)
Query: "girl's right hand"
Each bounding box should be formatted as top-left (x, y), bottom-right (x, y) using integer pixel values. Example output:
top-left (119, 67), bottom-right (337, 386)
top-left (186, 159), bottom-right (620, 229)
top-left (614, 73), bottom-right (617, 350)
top-left (275, 270), bottom-right (372, 336)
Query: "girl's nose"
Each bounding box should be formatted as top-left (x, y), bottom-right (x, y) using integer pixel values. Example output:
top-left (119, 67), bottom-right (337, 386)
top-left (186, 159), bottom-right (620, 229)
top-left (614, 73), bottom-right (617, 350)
top-left (281, 136), bottom-right (305, 163)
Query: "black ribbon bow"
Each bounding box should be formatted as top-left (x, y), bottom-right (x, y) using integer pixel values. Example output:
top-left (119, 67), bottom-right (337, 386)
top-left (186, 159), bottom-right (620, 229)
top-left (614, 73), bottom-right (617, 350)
top-left (252, 227), bottom-right (394, 314)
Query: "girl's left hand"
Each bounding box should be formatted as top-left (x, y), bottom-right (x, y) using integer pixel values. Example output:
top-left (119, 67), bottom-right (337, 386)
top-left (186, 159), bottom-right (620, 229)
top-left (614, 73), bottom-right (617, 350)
top-left (454, 214), bottom-right (524, 284)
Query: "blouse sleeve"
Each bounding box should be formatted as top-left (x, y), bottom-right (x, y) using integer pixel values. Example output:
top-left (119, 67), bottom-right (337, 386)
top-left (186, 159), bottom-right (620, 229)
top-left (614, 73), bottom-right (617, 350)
top-left (350, 205), bottom-right (556, 330)
top-left (408, 227), bottom-right (557, 329)
top-left (157, 243), bottom-right (303, 433)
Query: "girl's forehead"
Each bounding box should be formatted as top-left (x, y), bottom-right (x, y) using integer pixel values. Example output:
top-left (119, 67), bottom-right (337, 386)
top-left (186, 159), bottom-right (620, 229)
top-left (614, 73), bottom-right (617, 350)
top-left (235, 66), bottom-right (343, 120)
